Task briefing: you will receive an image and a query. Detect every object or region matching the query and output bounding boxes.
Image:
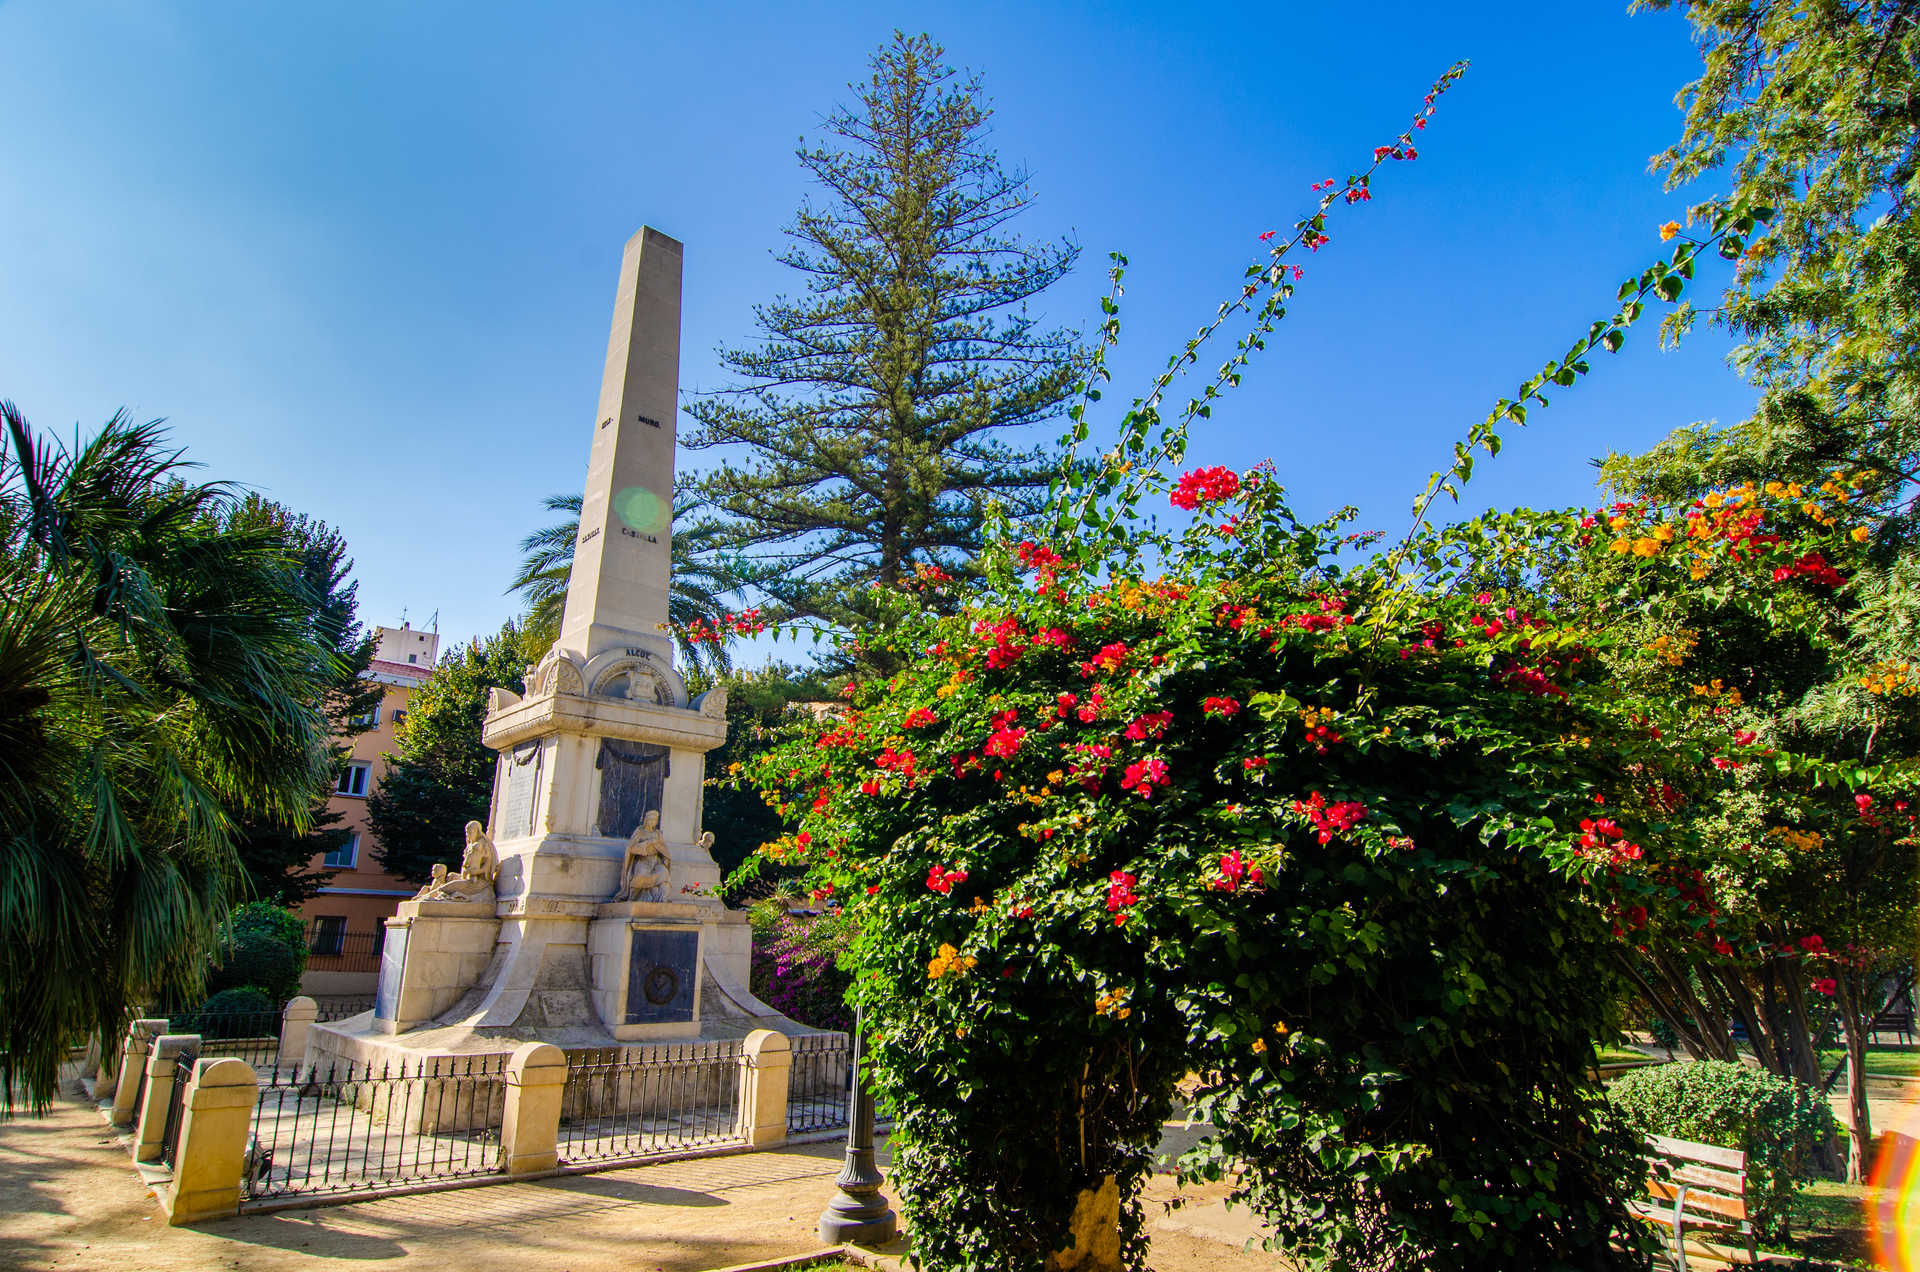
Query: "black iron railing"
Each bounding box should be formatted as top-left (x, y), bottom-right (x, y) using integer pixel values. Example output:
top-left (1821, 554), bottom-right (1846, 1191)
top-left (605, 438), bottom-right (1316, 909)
top-left (305, 930), bottom-right (383, 974)
top-left (556, 1042), bottom-right (745, 1165)
top-left (786, 1032), bottom-right (853, 1134)
top-left (166, 1009), bottom-right (280, 1069)
top-left (243, 1056), bottom-right (505, 1201)
top-left (313, 996), bottom-right (376, 1022)
top-left (160, 1048), bottom-right (199, 1168)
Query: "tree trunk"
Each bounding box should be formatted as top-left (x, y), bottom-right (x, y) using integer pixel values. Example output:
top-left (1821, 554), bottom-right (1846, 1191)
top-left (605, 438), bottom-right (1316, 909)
top-left (1839, 975), bottom-right (1874, 1184)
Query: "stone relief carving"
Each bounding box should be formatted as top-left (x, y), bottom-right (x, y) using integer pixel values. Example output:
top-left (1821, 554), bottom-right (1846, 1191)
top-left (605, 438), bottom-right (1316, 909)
top-left (552, 658), bottom-right (585, 696)
top-left (614, 809), bottom-right (671, 902)
top-left (592, 658), bottom-right (673, 705)
top-left (694, 686), bottom-right (728, 719)
top-left (413, 821), bottom-right (499, 904)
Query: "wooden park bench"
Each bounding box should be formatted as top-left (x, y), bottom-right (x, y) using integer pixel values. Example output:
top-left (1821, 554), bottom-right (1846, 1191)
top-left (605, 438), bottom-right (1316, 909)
top-left (1631, 1134), bottom-right (1757, 1269)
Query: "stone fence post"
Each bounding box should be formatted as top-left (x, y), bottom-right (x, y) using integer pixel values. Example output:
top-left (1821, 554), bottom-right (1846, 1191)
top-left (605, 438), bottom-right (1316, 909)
top-left (499, 1042), bottom-right (568, 1175)
top-left (161, 1057), bottom-right (259, 1226)
top-left (277, 996), bottom-right (317, 1070)
top-left (109, 1018), bottom-right (168, 1127)
top-left (739, 1029), bottom-right (792, 1149)
top-left (133, 1034), bottom-right (199, 1163)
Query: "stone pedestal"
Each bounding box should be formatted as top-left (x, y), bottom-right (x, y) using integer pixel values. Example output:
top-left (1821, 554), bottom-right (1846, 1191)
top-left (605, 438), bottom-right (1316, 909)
top-left (589, 901), bottom-right (704, 1041)
top-left (374, 900), bottom-right (503, 1035)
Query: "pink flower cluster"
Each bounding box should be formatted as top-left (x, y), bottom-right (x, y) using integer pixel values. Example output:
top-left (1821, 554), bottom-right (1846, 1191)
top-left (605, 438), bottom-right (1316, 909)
top-left (1106, 870), bottom-right (1139, 925)
top-left (1120, 757), bottom-right (1169, 799)
top-left (1170, 467), bottom-right (1241, 511)
top-left (926, 864), bottom-right (968, 894)
top-left (1212, 849), bottom-right (1263, 892)
top-left (1290, 791), bottom-right (1367, 844)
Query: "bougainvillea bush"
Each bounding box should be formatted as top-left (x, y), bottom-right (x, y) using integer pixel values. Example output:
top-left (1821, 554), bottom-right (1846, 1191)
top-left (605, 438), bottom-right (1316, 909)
top-left (748, 907), bottom-right (855, 1033)
top-left (746, 479), bottom-right (1682, 1270)
top-left (703, 67), bottom-right (1912, 1272)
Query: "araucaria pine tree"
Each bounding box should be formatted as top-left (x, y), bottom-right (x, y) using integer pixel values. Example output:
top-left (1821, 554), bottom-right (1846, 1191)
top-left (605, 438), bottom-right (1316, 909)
top-left (686, 31), bottom-right (1082, 635)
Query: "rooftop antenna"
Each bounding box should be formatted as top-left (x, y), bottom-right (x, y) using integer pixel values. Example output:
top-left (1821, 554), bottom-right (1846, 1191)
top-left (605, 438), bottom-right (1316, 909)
top-left (399, 606), bottom-right (409, 628)
top-left (427, 610), bottom-right (440, 637)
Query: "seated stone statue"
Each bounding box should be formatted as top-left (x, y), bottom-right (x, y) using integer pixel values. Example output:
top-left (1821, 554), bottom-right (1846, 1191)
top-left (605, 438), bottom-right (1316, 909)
top-left (414, 822), bottom-right (498, 903)
top-left (615, 809), bottom-right (671, 902)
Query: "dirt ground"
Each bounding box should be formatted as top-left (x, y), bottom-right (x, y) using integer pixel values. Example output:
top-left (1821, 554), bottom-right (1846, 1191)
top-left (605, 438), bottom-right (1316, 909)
top-left (0, 1091), bottom-right (1290, 1272)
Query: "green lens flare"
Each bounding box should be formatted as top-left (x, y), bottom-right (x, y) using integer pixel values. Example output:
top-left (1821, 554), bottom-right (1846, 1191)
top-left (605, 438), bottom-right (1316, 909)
top-left (612, 486), bottom-right (668, 534)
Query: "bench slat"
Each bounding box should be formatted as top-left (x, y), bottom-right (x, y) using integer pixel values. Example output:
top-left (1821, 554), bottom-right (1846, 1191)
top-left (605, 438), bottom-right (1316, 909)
top-left (1649, 1134), bottom-right (1746, 1171)
top-left (1668, 1163), bottom-right (1746, 1195)
top-left (1647, 1179), bottom-right (1749, 1223)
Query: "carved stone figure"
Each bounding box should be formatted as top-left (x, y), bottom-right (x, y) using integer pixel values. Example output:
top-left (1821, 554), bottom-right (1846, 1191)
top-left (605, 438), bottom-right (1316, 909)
top-left (460, 821), bottom-right (499, 886)
top-left (415, 822), bottom-right (498, 903)
top-left (616, 809), bottom-right (671, 902)
top-left (413, 863), bottom-right (449, 900)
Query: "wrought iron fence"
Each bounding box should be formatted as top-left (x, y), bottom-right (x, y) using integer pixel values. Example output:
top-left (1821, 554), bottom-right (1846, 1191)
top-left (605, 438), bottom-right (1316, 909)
top-left (556, 1042), bottom-right (745, 1165)
top-left (313, 996), bottom-right (376, 1022)
top-left (305, 930), bottom-right (383, 975)
top-left (159, 1048), bottom-right (199, 1168)
top-left (786, 1032), bottom-right (852, 1134)
top-left (242, 1055), bottom-right (505, 1202)
top-left (166, 1009), bottom-right (280, 1069)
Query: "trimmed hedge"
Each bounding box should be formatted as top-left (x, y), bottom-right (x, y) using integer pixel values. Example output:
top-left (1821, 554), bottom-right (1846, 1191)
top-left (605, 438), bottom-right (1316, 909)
top-left (1607, 1060), bottom-right (1835, 1240)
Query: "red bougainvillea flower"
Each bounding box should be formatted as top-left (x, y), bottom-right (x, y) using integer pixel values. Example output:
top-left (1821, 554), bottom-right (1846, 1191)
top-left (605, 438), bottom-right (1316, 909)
top-left (1169, 466), bottom-right (1242, 512)
top-left (1212, 849), bottom-right (1263, 892)
top-left (1055, 691), bottom-right (1078, 719)
top-left (1080, 643), bottom-right (1130, 677)
top-left (984, 722), bottom-right (1027, 758)
top-left (903, 707), bottom-right (938, 729)
top-left (926, 864), bottom-right (968, 894)
top-left (1713, 939), bottom-right (1735, 957)
top-left (1242, 756), bottom-right (1268, 771)
top-left (1812, 977), bottom-right (1838, 997)
top-left (1106, 870), bottom-right (1139, 923)
top-left (1290, 791), bottom-right (1367, 844)
top-left (1800, 934), bottom-right (1825, 952)
top-left (1202, 696), bottom-right (1241, 718)
top-left (1119, 758), bottom-right (1169, 799)
top-left (796, 831), bottom-right (812, 848)
top-left (1123, 711), bottom-right (1174, 741)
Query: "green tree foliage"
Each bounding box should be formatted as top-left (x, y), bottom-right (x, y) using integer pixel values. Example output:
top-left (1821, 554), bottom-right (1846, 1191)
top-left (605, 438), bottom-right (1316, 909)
top-left (684, 31), bottom-right (1082, 636)
top-left (223, 495), bottom-right (383, 904)
top-left (202, 901), bottom-right (309, 1007)
top-left (1634, 0), bottom-right (1920, 524)
top-left (0, 405), bottom-right (337, 1107)
top-left (507, 491), bottom-right (747, 681)
top-left (366, 623), bottom-right (535, 883)
top-left (705, 663), bottom-right (839, 884)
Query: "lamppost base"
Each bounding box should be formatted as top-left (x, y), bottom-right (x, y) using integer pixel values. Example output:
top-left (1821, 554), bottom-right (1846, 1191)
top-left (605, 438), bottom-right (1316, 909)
top-left (819, 1197), bottom-right (898, 1247)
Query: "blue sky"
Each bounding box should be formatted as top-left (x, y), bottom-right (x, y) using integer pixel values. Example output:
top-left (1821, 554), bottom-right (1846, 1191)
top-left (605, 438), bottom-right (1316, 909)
top-left (0, 2), bottom-right (1756, 653)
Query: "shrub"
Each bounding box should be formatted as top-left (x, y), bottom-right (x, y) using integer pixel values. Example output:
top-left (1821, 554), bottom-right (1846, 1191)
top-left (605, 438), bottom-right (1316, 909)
top-left (178, 985), bottom-right (277, 1037)
top-left (750, 910), bottom-right (854, 1032)
top-left (1608, 1059), bottom-right (1836, 1240)
top-left (204, 902), bottom-right (307, 1005)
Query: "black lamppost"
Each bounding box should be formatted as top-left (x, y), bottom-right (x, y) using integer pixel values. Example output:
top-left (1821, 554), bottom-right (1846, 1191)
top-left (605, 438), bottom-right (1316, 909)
top-left (818, 1002), bottom-right (898, 1246)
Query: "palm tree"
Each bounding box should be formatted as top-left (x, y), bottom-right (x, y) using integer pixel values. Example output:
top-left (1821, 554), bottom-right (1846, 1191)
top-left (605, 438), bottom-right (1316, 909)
top-left (0, 403), bottom-right (338, 1107)
top-left (508, 492), bottom-right (747, 682)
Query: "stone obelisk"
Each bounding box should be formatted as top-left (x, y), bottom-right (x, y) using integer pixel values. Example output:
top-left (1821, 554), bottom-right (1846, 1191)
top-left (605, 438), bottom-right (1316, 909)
top-left (558, 226), bottom-right (681, 667)
top-left (350, 227), bottom-right (788, 1050)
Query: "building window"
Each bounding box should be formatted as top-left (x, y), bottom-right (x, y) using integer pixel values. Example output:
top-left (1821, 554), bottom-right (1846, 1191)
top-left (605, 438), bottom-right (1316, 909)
top-left (310, 915), bottom-right (347, 956)
top-left (322, 831), bottom-right (360, 870)
top-left (349, 706), bottom-right (380, 728)
top-left (408, 654), bottom-right (417, 664)
top-left (336, 763), bottom-right (370, 797)
top-left (391, 709), bottom-right (408, 726)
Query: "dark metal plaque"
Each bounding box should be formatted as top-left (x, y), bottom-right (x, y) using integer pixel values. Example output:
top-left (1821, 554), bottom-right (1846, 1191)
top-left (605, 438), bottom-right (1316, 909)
top-left (624, 928), bottom-right (697, 1024)
top-left (597, 739), bottom-right (669, 839)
